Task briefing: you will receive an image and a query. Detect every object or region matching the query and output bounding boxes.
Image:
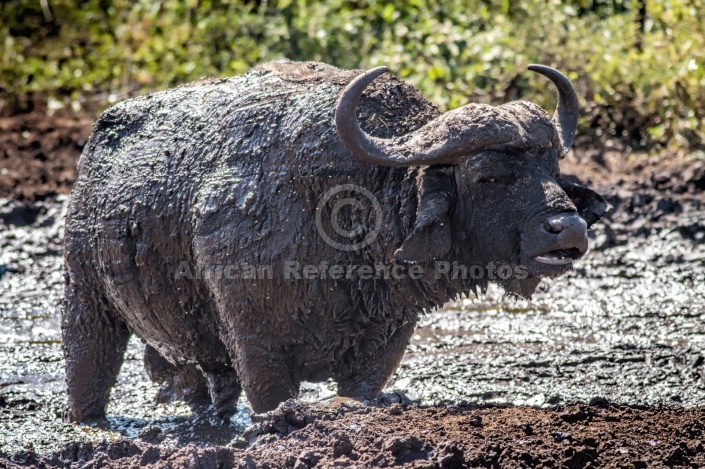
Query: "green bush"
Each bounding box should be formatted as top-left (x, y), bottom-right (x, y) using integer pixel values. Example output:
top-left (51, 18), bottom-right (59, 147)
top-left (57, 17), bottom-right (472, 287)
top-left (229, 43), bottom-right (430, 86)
top-left (1, 0), bottom-right (703, 150)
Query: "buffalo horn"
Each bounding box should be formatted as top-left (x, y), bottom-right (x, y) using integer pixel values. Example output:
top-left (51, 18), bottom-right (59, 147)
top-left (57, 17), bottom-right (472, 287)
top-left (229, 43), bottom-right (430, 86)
top-left (527, 64), bottom-right (579, 158)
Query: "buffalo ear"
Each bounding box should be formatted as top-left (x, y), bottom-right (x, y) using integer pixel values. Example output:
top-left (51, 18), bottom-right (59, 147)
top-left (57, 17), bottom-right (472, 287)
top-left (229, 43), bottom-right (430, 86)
top-left (557, 177), bottom-right (611, 228)
top-left (393, 209), bottom-right (451, 263)
top-left (394, 167), bottom-right (455, 263)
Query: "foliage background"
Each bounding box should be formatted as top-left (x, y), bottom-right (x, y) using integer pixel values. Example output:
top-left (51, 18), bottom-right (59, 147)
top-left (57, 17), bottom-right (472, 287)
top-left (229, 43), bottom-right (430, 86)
top-left (1, 0), bottom-right (703, 150)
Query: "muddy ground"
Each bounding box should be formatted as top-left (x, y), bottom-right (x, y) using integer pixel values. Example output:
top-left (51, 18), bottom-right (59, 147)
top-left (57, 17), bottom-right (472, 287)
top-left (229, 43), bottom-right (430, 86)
top-left (1, 108), bottom-right (705, 467)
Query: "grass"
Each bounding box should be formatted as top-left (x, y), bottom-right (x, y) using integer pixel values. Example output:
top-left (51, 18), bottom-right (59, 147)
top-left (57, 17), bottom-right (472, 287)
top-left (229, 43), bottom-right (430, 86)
top-left (1, 0), bottom-right (703, 151)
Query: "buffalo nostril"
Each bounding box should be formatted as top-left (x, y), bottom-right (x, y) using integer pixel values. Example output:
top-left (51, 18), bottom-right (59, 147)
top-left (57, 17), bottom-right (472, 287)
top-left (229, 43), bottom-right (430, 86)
top-left (543, 212), bottom-right (588, 249)
top-left (544, 216), bottom-right (565, 233)
top-left (534, 213), bottom-right (590, 265)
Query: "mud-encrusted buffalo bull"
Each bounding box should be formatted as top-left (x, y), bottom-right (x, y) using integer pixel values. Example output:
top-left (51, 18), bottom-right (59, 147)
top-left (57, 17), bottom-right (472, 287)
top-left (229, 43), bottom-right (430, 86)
top-left (63, 61), bottom-right (607, 421)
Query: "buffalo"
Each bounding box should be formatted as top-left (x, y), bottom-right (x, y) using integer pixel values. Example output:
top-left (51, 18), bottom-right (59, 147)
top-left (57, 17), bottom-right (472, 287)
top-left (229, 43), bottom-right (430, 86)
top-left (62, 61), bottom-right (607, 421)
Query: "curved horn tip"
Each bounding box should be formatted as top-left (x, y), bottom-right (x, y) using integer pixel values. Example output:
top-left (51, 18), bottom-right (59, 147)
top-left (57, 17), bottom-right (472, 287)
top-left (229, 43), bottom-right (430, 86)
top-left (358, 66), bottom-right (389, 83)
top-left (339, 66), bottom-right (389, 101)
top-left (369, 65), bottom-right (389, 74)
top-left (527, 64), bottom-right (566, 79)
top-left (527, 64), bottom-right (579, 157)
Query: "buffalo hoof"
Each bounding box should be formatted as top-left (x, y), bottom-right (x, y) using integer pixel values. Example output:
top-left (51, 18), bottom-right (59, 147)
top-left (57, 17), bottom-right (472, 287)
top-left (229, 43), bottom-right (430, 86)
top-left (64, 406), bottom-right (109, 426)
top-left (371, 390), bottom-right (416, 406)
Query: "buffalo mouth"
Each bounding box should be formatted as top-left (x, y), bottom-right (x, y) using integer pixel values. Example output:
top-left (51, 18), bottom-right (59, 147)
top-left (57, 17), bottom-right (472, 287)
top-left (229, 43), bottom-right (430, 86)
top-left (532, 247), bottom-right (583, 266)
top-left (521, 246), bottom-right (584, 279)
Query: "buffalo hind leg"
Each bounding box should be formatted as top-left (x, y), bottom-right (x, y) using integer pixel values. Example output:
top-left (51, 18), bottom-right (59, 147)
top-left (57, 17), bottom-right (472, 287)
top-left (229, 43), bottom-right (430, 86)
top-left (62, 279), bottom-right (131, 422)
top-left (336, 322), bottom-right (416, 401)
top-left (199, 363), bottom-right (242, 420)
top-left (143, 345), bottom-right (211, 406)
top-left (144, 346), bottom-right (241, 419)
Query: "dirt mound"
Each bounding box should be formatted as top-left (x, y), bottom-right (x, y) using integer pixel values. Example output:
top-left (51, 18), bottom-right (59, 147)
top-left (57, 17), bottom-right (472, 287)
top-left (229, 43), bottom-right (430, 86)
top-left (0, 105), bottom-right (92, 201)
top-left (239, 401), bottom-right (705, 468)
top-left (4, 401), bottom-right (705, 468)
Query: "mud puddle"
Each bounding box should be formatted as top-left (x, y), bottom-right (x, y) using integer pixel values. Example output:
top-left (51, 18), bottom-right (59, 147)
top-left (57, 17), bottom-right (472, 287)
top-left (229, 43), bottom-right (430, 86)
top-left (1, 179), bottom-right (704, 465)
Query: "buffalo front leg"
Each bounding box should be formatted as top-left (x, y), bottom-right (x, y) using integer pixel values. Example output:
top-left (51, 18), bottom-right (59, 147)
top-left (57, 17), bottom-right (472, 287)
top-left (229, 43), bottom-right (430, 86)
top-left (62, 279), bottom-right (131, 422)
top-left (336, 321), bottom-right (416, 400)
top-left (229, 336), bottom-right (299, 414)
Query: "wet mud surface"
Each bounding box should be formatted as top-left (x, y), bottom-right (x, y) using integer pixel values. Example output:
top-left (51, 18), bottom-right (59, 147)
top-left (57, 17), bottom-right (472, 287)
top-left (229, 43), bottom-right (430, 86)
top-left (2, 110), bottom-right (705, 467)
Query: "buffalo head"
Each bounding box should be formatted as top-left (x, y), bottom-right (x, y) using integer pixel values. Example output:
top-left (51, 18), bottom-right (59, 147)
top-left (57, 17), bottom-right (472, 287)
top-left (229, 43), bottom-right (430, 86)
top-left (336, 65), bottom-right (609, 297)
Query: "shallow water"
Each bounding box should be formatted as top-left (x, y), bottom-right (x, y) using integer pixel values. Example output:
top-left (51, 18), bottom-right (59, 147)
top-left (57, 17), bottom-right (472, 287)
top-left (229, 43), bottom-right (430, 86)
top-left (1, 195), bottom-right (704, 455)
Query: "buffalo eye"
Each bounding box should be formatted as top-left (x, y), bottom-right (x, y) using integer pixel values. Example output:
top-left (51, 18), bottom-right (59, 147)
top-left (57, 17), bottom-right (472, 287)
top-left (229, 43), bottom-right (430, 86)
top-left (466, 158), bottom-right (513, 184)
top-left (475, 173), bottom-right (512, 185)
